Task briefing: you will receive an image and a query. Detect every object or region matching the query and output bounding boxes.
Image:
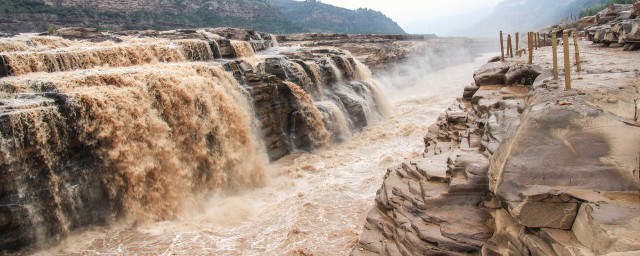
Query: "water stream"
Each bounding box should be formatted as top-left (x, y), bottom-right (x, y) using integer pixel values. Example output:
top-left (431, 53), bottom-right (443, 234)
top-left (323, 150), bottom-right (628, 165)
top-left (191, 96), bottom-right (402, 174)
top-left (33, 53), bottom-right (495, 256)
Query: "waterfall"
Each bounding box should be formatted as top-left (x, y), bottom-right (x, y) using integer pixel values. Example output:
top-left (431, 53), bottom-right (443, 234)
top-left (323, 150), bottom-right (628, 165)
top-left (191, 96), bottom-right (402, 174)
top-left (315, 100), bottom-right (353, 142)
top-left (283, 81), bottom-right (331, 149)
top-left (0, 35), bottom-right (73, 53)
top-left (0, 42), bottom-right (214, 76)
top-left (176, 39), bottom-right (215, 61)
top-left (1, 63), bottom-right (268, 248)
top-left (0, 30), bottom-right (390, 252)
top-left (230, 41), bottom-right (255, 58)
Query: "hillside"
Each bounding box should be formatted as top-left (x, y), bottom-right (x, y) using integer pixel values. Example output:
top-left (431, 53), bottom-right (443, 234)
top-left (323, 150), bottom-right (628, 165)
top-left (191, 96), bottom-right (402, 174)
top-left (463, 0), bottom-right (603, 36)
top-left (0, 0), bottom-right (405, 34)
top-left (269, 0), bottom-right (405, 34)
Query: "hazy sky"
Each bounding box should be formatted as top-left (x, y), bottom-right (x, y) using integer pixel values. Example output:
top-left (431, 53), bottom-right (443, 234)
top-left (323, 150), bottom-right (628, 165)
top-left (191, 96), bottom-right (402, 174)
top-left (317, 0), bottom-right (504, 36)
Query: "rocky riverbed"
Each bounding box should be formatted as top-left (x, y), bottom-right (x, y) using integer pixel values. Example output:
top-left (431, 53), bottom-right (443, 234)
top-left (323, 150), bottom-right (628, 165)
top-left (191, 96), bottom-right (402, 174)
top-left (353, 37), bottom-right (640, 255)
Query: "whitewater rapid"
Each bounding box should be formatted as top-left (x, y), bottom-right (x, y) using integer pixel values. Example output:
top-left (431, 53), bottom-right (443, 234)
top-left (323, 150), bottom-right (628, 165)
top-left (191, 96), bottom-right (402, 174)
top-left (33, 53), bottom-right (495, 256)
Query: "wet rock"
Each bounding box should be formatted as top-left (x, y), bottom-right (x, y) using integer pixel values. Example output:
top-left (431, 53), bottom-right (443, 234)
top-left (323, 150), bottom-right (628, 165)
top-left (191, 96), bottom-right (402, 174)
top-left (54, 27), bottom-right (121, 42)
top-left (463, 85), bottom-right (480, 100)
top-left (487, 56), bottom-right (502, 63)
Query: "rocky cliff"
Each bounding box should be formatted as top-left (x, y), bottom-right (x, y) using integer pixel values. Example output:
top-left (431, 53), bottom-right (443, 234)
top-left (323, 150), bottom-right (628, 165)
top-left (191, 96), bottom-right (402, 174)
top-left (353, 37), bottom-right (640, 254)
top-left (0, 27), bottom-right (390, 252)
top-left (578, 3), bottom-right (640, 51)
top-left (277, 34), bottom-right (491, 73)
top-left (0, 0), bottom-right (405, 34)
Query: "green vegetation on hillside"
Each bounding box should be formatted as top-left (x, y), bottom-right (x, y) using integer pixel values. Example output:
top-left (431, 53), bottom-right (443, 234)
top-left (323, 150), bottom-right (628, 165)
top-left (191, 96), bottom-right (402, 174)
top-left (0, 0), bottom-right (405, 34)
top-left (0, 0), bottom-right (302, 33)
top-left (269, 0), bottom-right (405, 34)
top-left (579, 0), bottom-right (634, 17)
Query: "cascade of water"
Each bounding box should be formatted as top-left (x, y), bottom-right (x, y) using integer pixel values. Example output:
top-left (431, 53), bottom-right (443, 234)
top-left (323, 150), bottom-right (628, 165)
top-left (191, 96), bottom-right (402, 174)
top-left (351, 57), bottom-right (391, 117)
top-left (230, 41), bottom-right (255, 58)
top-left (0, 33), bottom-right (394, 252)
top-left (0, 35), bottom-right (73, 53)
top-left (1, 43), bottom-right (188, 76)
top-left (176, 39), bottom-right (215, 61)
top-left (324, 57), bottom-right (343, 85)
top-left (294, 60), bottom-right (326, 99)
top-left (209, 40), bottom-right (222, 59)
top-left (289, 61), bottom-right (320, 98)
top-left (268, 34), bottom-right (280, 48)
top-left (283, 81), bottom-right (331, 149)
top-left (332, 56), bottom-right (356, 80)
top-left (0, 63), bottom-right (268, 247)
top-left (315, 100), bottom-right (352, 142)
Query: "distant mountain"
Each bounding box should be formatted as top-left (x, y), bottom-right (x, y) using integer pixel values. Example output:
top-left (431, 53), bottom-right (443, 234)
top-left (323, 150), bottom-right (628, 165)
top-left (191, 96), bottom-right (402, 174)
top-left (0, 0), bottom-right (405, 34)
top-left (269, 0), bottom-right (405, 34)
top-left (463, 0), bottom-right (603, 37)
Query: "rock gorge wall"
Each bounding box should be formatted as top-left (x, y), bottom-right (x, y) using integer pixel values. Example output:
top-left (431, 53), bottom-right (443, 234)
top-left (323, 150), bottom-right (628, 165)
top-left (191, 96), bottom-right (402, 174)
top-left (277, 34), bottom-right (492, 72)
top-left (354, 42), bottom-right (640, 255)
top-left (576, 4), bottom-right (640, 50)
top-left (0, 27), bottom-right (387, 251)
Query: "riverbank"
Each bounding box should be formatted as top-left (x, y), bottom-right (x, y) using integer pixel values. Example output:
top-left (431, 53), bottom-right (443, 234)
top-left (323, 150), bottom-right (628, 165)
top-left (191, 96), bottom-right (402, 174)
top-left (353, 40), bottom-right (640, 255)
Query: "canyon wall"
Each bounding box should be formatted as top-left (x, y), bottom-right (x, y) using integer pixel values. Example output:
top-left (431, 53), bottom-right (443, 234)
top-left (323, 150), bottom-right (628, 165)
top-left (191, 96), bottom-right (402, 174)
top-left (0, 27), bottom-right (387, 251)
top-left (277, 34), bottom-right (491, 73)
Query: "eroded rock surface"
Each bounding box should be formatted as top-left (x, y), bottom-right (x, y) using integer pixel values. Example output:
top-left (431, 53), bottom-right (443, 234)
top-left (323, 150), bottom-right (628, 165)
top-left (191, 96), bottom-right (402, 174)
top-left (354, 40), bottom-right (640, 255)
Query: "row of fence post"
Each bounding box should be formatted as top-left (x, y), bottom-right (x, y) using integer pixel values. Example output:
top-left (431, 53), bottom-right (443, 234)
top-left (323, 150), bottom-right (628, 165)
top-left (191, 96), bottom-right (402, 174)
top-left (500, 30), bottom-right (582, 90)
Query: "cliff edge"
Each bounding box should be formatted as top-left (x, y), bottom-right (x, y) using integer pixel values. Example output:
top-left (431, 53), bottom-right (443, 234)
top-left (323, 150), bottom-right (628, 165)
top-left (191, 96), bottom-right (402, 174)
top-left (353, 36), bottom-right (640, 255)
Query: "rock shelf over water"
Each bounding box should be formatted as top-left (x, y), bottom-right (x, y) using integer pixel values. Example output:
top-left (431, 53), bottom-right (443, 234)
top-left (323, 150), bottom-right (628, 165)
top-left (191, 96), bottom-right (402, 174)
top-left (353, 38), bottom-right (640, 255)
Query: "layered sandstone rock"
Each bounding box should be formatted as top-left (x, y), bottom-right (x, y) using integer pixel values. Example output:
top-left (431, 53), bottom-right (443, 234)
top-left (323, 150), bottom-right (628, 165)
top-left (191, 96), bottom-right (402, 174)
top-left (355, 41), bottom-right (640, 255)
top-left (278, 34), bottom-right (490, 72)
top-left (581, 4), bottom-right (640, 49)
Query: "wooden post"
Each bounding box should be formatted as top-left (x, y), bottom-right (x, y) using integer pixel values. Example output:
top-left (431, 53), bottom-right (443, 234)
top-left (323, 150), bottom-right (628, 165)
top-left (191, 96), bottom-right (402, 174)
top-left (534, 32), bottom-right (538, 50)
top-left (563, 31), bottom-right (572, 90)
top-left (573, 31), bottom-right (581, 72)
top-left (508, 34), bottom-right (514, 58)
top-left (552, 31), bottom-right (559, 81)
top-left (516, 32), bottom-right (520, 52)
top-left (500, 30), bottom-right (505, 61)
top-left (528, 32), bottom-right (534, 64)
top-left (543, 34), bottom-right (547, 47)
top-left (507, 35), bottom-right (513, 58)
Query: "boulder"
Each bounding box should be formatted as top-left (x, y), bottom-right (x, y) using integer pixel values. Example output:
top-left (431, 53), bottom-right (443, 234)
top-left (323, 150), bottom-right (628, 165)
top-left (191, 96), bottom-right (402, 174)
top-left (487, 56), bottom-right (502, 62)
top-left (505, 64), bottom-right (542, 85)
top-left (573, 203), bottom-right (640, 254)
top-left (473, 62), bottom-right (510, 86)
top-left (626, 19), bottom-right (640, 43)
top-left (489, 91), bottom-right (640, 229)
